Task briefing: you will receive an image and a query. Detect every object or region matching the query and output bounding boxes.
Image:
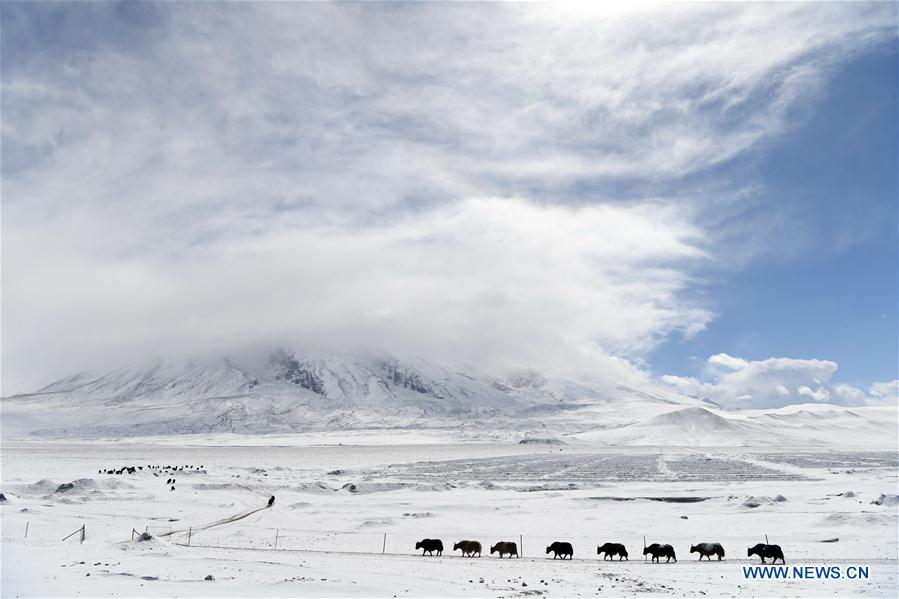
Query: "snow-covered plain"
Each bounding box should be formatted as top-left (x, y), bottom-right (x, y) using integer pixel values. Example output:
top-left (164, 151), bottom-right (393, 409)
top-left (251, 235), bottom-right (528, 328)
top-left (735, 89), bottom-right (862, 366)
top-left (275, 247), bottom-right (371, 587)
top-left (2, 441), bottom-right (897, 597)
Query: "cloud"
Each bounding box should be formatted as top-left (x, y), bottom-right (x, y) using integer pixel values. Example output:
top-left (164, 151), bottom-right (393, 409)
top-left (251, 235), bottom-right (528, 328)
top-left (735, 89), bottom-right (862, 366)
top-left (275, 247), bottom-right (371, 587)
top-left (1, 2), bottom-right (895, 392)
top-left (2, 196), bottom-right (709, 392)
top-left (798, 385), bottom-right (830, 403)
top-left (663, 353), bottom-right (893, 408)
top-left (869, 380), bottom-right (899, 404)
top-left (708, 353), bottom-right (749, 370)
top-left (3, 3), bottom-right (893, 222)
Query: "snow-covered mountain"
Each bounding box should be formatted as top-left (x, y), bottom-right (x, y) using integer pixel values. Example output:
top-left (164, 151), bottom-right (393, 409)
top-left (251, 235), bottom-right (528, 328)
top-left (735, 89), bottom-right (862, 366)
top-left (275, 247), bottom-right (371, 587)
top-left (2, 350), bottom-right (894, 446)
top-left (0, 349), bottom-right (694, 437)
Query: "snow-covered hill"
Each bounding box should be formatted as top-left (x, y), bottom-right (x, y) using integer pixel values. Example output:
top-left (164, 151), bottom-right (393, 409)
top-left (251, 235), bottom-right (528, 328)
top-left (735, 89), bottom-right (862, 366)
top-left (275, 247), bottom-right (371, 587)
top-left (572, 404), bottom-right (896, 447)
top-left (2, 350), bottom-right (894, 447)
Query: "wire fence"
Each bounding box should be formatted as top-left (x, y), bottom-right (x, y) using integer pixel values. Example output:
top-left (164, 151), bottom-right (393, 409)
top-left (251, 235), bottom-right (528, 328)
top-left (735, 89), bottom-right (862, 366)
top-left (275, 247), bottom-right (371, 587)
top-left (3, 519), bottom-right (895, 563)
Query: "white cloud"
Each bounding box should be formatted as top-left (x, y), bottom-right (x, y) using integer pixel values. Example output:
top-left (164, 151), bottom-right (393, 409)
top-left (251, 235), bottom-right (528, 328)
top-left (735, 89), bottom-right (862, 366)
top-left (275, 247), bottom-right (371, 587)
top-left (869, 381), bottom-right (899, 404)
top-left (708, 353), bottom-right (749, 370)
top-left (663, 353), bottom-right (893, 408)
top-left (798, 385), bottom-right (831, 403)
top-left (1, 2), bottom-right (894, 393)
top-left (832, 384), bottom-right (865, 404)
top-left (2, 197), bottom-right (709, 392)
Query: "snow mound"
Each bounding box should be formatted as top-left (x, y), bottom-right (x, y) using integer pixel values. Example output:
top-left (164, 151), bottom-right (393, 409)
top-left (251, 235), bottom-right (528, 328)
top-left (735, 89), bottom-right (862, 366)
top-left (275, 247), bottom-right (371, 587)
top-left (55, 479), bottom-right (100, 493)
top-left (830, 490), bottom-right (856, 498)
top-left (341, 482), bottom-right (406, 494)
top-left (738, 495), bottom-right (785, 508)
top-left (26, 479), bottom-right (58, 493)
top-left (871, 493), bottom-right (899, 506)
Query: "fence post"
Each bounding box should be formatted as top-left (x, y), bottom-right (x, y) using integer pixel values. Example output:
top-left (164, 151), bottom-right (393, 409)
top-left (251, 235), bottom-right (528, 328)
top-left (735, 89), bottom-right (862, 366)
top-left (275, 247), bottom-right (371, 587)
top-left (274, 529), bottom-right (279, 550)
top-left (24, 521), bottom-right (29, 539)
top-left (188, 527), bottom-right (192, 547)
top-left (382, 533), bottom-right (387, 554)
top-left (80, 525), bottom-right (85, 544)
top-left (519, 534), bottom-right (523, 558)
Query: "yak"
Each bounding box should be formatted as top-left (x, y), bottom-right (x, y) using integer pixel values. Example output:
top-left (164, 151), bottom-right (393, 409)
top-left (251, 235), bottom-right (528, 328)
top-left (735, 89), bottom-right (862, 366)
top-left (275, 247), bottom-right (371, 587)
top-left (546, 541), bottom-right (573, 560)
top-left (747, 543), bottom-right (785, 564)
top-left (415, 538), bottom-right (443, 556)
top-left (490, 541), bottom-right (518, 558)
top-left (643, 543), bottom-right (676, 563)
top-left (691, 542), bottom-right (725, 560)
top-left (596, 543), bottom-right (629, 560)
top-left (453, 540), bottom-right (482, 557)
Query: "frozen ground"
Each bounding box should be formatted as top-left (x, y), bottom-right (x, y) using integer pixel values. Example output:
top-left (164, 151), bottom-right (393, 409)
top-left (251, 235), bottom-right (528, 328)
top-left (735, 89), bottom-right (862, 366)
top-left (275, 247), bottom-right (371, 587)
top-left (1, 441), bottom-right (897, 597)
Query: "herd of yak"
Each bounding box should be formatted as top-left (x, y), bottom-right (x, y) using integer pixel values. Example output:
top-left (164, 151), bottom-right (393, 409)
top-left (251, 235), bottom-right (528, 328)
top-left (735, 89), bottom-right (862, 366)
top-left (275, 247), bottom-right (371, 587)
top-left (415, 539), bottom-right (786, 563)
top-left (98, 464), bottom-right (205, 492)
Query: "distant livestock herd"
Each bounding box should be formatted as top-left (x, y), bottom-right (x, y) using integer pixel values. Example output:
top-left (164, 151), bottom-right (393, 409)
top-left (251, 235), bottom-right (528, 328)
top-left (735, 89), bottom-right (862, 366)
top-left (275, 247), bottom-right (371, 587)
top-left (98, 464), bottom-right (205, 492)
top-left (415, 539), bottom-right (786, 563)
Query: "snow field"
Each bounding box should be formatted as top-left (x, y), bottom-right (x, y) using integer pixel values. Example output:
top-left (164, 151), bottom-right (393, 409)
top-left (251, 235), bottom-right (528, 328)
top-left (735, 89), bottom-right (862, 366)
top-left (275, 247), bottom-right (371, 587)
top-left (2, 442), bottom-right (897, 597)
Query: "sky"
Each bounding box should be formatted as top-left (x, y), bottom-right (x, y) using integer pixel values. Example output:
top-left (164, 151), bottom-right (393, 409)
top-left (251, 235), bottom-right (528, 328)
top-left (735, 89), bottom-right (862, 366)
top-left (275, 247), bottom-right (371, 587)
top-left (1, 1), bottom-right (896, 408)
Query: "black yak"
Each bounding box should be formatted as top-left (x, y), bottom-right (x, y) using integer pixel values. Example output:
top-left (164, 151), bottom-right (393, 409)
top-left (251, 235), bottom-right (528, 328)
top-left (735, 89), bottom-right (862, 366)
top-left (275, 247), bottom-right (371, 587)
top-left (268, 496), bottom-right (275, 507)
top-left (748, 543), bottom-right (785, 564)
top-left (596, 542), bottom-right (629, 560)
top-left (415, 539), bottom-right (443, 556)
top-left (490, 541), bottom-right (518, 558)
top-left (643, 543), bottom-right (676, 563)
top-left (546, 541), bottom-right (573, 559)
top-left (691, 542), bottom-right (725, 560)
top-left (453, 540), bottom-right (482, 557)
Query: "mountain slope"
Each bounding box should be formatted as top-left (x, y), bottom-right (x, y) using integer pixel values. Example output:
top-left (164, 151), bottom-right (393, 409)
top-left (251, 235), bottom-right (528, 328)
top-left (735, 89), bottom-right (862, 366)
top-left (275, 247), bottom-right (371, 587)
top-left (3, 350), bottom-right (703, 438)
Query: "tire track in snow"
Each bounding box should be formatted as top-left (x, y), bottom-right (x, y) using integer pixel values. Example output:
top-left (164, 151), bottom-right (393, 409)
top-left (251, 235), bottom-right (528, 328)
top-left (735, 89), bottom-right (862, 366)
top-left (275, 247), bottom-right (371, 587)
top-left (160, 502), bottom-right (272, 538)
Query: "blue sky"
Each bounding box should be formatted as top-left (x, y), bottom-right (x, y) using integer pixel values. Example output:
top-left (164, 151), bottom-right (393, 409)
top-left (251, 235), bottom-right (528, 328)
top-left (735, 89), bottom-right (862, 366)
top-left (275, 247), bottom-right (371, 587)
top-left (1, 2), bottom-right (896, 407)
top-left (651, 47), bottom-right (898, 389)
